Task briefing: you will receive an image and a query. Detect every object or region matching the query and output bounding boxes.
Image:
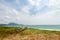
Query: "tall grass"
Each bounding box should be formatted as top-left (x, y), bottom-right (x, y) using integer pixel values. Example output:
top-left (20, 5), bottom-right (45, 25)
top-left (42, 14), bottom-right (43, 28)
top-left (0, 26), bottom-right (60, 39)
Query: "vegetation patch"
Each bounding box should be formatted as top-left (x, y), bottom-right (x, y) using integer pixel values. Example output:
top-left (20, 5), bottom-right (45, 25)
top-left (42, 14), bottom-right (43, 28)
top-left (0, 26), bottom-right (60, 40)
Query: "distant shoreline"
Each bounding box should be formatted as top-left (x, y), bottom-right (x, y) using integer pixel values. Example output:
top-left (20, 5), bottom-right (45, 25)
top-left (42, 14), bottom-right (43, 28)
top-left (29, 27), bottom-right (60, 31)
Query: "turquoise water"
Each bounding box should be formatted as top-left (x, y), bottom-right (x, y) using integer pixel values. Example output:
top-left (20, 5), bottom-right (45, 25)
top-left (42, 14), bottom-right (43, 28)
top-left (26, 25), bottom-right (60, 30)
top-left (6, 25), bottom-right (60, 30)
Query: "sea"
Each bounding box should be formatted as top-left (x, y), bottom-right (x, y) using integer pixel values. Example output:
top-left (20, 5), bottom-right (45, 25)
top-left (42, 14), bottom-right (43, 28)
top-left (5, 25), bottom-right (60, 31)
top-left (25, 25), bottom-right (60, 31)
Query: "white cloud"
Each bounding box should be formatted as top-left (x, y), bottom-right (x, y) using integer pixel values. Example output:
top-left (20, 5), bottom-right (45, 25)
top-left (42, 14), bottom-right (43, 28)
top-left (31, 10), bottom-right (60, 25)
top-left (15, 10), bottom-right (60, 25)
top-left (28, 0), bottom-right (41, 7)
top-left (17, 9), bottom-right (60, 25)
top-left (0, 3), bottom-right (32, 24)
top-left (48, 0), bottom-right (58, 6)
top-left (21, 5), bottom-right (32, 14)
top-left (0, 3), bottom-right (19, 23)
top-left (0, 0), bottom-right (60, 25)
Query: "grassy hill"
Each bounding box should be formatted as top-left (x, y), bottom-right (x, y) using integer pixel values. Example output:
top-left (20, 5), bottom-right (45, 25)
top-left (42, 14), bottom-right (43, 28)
top-left (0, 26), bottom-right (60, 40)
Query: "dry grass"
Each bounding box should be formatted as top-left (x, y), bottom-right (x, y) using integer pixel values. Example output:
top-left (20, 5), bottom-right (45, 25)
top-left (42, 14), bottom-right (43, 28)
top-left (2, 33), bottom-right (60, 40)
top-left (0, 27), bottom-right (60, 40)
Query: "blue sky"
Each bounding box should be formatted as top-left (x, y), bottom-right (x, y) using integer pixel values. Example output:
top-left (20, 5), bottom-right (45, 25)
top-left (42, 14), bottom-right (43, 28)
top-left (0, 0), bottom-right (60, 25)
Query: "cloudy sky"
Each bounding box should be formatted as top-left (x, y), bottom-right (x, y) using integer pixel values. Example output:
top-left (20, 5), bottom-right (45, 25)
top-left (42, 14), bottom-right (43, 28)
top-left (0, 0), bottom-right (60, 25)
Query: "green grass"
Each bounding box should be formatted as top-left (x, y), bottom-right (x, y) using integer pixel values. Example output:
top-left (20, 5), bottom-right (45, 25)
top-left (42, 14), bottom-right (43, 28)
top-left (0, 26), bottom-right (60, 38)
top-left (0, 26), bottom-right (22, 38)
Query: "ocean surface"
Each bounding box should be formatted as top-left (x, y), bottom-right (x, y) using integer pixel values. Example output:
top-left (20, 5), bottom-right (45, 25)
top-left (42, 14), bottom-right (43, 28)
top-left (5, 25), bottom-right (60, 31)
top-left (25, 25), bottom-right (60, 31)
